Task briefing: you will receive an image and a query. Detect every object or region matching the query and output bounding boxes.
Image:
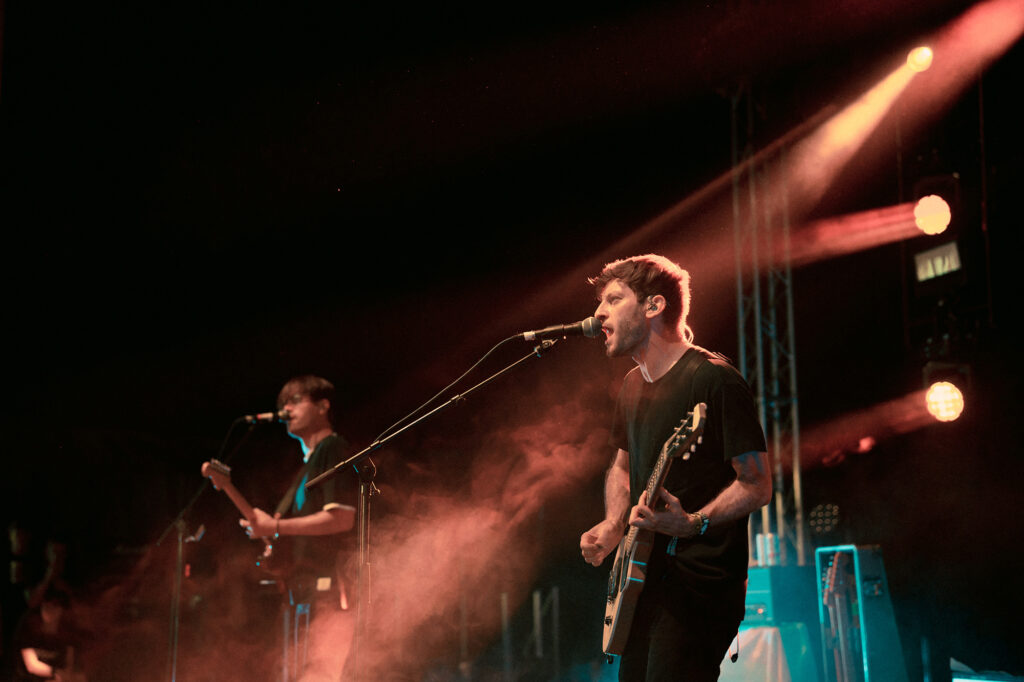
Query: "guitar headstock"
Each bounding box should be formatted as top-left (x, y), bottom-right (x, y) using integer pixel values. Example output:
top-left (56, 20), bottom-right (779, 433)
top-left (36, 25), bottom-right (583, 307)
top-left (822, 550), bottom-right (849, 605)
top-left (201, 459), bottom-right (232, 490)
top-left (663, 402), bottom-right (707, 462)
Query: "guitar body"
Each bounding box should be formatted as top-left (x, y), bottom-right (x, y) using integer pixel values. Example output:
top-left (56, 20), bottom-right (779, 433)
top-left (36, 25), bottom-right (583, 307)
top-left (600, 403), bottom-right (707, 658)
top-left (602, 527), bottom-right (654, 655)
top-left (201, 458), bottom-right (341, 602)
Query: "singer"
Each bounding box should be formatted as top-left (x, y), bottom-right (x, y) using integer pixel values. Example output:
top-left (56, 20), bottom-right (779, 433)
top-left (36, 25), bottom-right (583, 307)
top-left (238, 374), bottom-right (358, 679)
top-left (579, 254), bottom-right (772, 682)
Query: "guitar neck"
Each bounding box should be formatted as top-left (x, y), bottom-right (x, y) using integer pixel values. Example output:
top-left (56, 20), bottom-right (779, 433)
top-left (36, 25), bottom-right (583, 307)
top-left (218, 481), bottom-right (257, 522)
top-left (644, 451), bottom-right (673, 504)
top-left (201, 460), bottom-right (274, 553)
top-left (622, 450), bottom-right (675, 553)
top-left (223, 484), bottom-right (274, 550)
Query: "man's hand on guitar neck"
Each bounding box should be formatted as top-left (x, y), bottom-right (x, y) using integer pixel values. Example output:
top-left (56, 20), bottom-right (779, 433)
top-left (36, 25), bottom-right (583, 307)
top-left (240, 507), bottom-right (281, 539)
top-left (629, 488), bottom-right (701, 538)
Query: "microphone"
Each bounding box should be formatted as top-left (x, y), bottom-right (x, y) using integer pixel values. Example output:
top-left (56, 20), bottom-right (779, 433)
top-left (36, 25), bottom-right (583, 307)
top-left (521, 316), bottom-right (601, 341)
top-left (242, 410), bottom-right (288, 424)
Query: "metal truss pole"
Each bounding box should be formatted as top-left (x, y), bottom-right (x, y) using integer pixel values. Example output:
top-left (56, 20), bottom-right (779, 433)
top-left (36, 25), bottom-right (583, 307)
top-left (731, 81), bottom-right (772, 553)
top-left (730, 82), bottom-right (807, 566)
top-left (764, 163), bottom-right (807, 566)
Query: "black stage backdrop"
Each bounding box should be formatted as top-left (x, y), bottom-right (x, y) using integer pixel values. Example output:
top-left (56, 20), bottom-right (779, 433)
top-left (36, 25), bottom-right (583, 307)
top-left (1, 2), bottom-right (1022, 680)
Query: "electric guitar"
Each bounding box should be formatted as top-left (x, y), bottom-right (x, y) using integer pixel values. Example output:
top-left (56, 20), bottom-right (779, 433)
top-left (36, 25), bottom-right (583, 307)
top-left (602, 402), bottom-right (707, 657)
top-left (200, 459), bottom-right (277, 570)
top-left (823, 551), bottom-right (857, 682)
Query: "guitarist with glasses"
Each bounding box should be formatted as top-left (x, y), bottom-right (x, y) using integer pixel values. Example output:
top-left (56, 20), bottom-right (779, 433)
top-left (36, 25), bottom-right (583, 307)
top-left (237, 374), bottom-right (357, 680)
top-left (580, 255), bottom-right (772, 682)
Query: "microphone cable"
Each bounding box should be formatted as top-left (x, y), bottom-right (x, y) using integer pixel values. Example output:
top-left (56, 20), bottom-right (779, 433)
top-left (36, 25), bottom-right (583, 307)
top-left (368, 332), bottom-right (523, 448)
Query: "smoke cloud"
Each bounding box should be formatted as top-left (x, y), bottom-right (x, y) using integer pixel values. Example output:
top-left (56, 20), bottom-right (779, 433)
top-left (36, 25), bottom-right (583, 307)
top-left (41, 356), bottom-right (617, 681)
top-left (351, 386), bottom-right (612, 680)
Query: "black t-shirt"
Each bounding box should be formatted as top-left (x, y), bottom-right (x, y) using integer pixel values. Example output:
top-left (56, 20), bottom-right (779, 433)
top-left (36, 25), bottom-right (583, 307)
top-left (275, 434), bottom-right (358, 597)
top-left (611, 347), bottom-right (767, 594)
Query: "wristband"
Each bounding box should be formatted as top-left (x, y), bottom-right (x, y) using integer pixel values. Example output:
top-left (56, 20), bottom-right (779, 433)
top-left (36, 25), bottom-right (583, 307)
top-left (695, 511), bottom-right (710, 536)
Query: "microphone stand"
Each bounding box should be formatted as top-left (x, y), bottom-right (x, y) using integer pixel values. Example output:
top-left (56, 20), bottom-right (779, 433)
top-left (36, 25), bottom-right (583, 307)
top-left (156, 420), bottom-right (258, 682)
top-left (346, 457), bottom-right (377, 682)
top-left (305, 338), bottom-right (560, 682)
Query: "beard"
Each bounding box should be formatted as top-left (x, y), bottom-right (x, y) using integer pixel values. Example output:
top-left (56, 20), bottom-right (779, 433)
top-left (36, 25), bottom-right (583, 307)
top-left (605, 311), bottom-right (647, 358)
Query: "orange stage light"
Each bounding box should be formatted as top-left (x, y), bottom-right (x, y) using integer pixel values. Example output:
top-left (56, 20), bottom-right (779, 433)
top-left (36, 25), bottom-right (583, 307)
top-left (907, 46), bottom-right (934, 73)
top-left (925, 381), bottom-right (965, 422)
top-left (913, 195), bottom-right (952, 235)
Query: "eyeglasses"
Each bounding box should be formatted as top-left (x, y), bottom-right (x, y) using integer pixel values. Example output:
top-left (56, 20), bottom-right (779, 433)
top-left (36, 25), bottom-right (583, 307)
top-left (279, 393), bottom-right (310, 409)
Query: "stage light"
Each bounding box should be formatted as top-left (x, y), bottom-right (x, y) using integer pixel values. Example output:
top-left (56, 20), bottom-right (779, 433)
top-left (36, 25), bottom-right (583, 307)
top-left (809, 503), bottom-right (840, 536)
top-left (925, 381), bottom-right (964, 422)
top-left (907, 46), bottom-right (934, 72)
top-left (913, 194), bottom-right (952, 235)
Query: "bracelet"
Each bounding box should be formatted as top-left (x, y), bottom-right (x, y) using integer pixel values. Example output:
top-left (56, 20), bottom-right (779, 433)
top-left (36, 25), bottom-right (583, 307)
top-left (695, 511), bottom-right (710, 536)
top-left (274, 518), bottom-right (281, 540)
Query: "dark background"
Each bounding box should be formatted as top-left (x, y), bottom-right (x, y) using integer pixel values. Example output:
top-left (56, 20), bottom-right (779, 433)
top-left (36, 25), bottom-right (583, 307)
top-left (2, 1), bottom-right (1022, 680)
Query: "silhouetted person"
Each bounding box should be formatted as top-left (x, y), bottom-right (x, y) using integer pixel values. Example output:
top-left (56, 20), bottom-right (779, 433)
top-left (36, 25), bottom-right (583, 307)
top-left (13, 587), bottom-right (87, 681)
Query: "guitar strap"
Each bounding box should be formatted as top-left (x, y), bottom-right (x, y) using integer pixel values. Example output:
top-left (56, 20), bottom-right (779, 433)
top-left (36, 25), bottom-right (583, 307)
top-left (675, 345), bottom-right (711, 388)
top-left (670, 348), bottom-right (744, 665)
top-left (274, 434), bottom-right (337, 516)
top-left (652, 347), bottom-right (708, 448)
top-left (623, 346), bottom-right (709, 445)
top-left (660, 348), bottom-right (708, 560)
top-left (275, 461), bottom-right (310, 517)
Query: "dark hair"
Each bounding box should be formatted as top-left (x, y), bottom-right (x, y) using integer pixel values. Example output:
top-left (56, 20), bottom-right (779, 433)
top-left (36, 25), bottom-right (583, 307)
top-left (277, 375), bottom-right (337, 427)
top-left (589, 254), bottom-right (692, 340)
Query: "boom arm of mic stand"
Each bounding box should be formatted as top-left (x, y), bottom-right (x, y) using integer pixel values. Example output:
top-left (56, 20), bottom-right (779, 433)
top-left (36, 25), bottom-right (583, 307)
top-left (304, 339), bottom-right (559, 491)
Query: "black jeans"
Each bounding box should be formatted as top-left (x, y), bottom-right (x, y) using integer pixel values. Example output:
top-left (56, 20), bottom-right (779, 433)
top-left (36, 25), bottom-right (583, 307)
top-left (618, 570), bottom-right (744, 682)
